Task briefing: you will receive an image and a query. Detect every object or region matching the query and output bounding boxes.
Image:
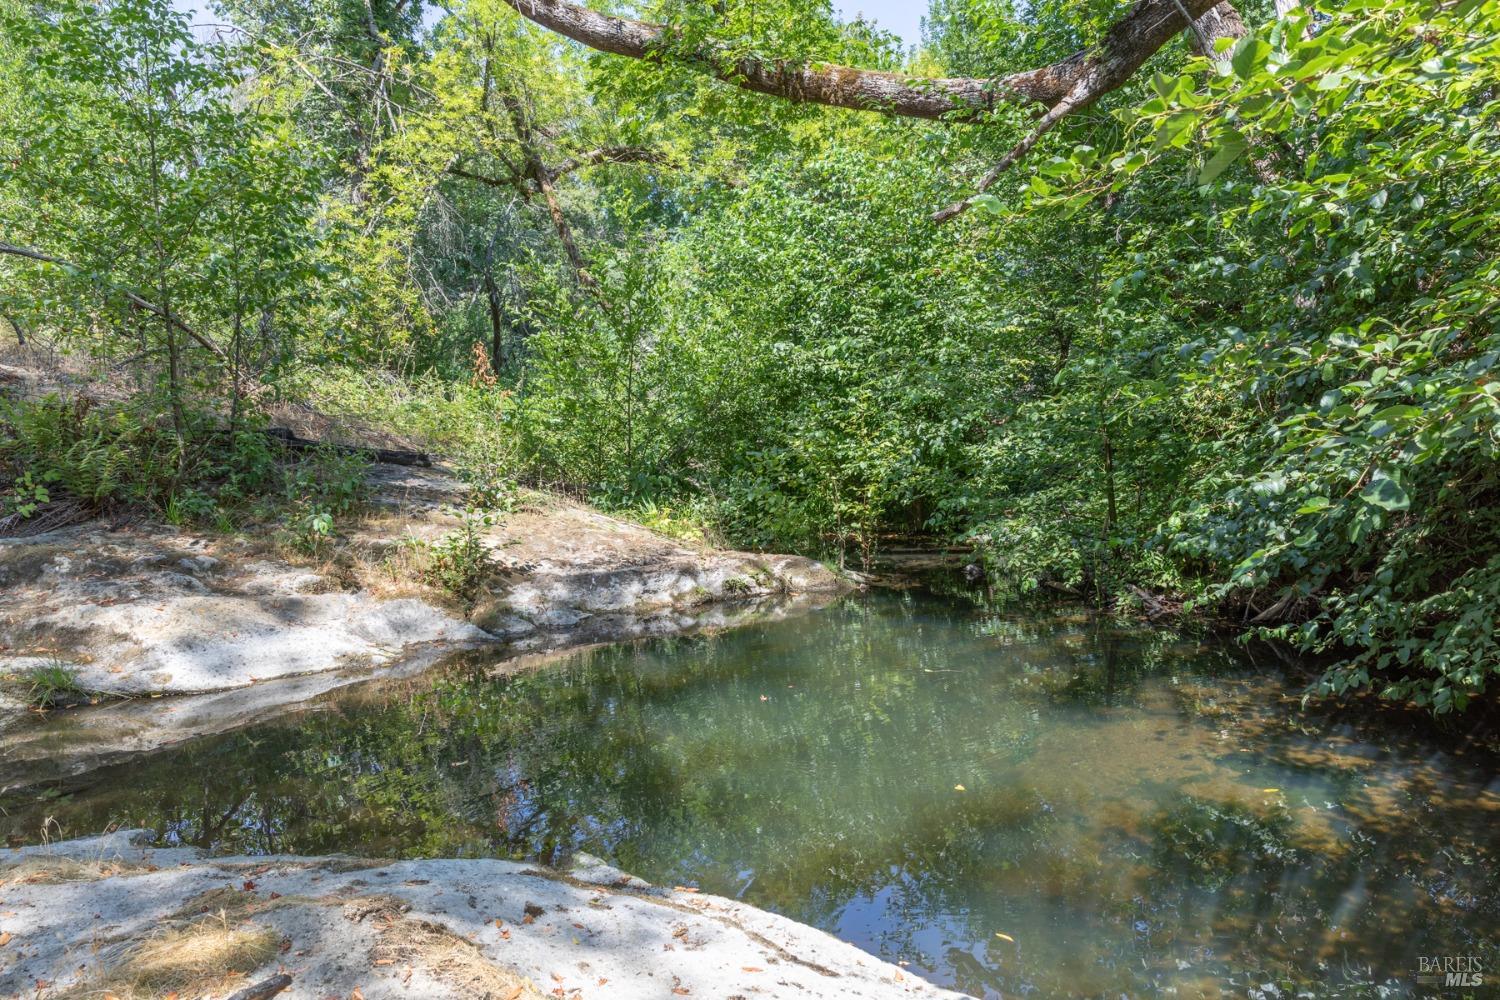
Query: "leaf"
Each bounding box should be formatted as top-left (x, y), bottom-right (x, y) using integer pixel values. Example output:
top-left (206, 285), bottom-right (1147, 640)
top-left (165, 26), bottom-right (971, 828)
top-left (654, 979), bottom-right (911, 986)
top-left (1361, 475), bottom-right (1410, 511)
top-left (969, 193), bottom-right (1003, 215)
top-left (1232, 38), bottom-right (1270, 79)
top-left (1199, 133), bottom-right (1247, 184)
top-left (1296, 496), bottom-right (1331, 514)
top-left (995, 932), bottom-right (1016, 943)
top-left (1152, 112), bottom-right (1198, 152)
top-left (954, 784), bottom-right (966, 792)
top-left (0, 931), bottom-right (11, 947)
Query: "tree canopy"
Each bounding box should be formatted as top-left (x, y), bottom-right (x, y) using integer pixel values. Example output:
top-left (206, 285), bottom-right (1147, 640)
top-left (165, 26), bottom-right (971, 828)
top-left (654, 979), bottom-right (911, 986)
top-left (2, 0), bottom-right (1497, 712)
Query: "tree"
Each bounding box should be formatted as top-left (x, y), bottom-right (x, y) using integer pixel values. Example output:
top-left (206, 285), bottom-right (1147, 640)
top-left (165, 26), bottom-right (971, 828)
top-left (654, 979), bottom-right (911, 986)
top-left (0, 0), bottom-right (320, 442)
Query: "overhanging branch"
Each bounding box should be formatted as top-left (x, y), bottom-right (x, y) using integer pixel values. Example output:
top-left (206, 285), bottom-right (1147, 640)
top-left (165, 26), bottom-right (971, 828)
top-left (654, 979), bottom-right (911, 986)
top-left (502, 0), bottom-right (1230, 121)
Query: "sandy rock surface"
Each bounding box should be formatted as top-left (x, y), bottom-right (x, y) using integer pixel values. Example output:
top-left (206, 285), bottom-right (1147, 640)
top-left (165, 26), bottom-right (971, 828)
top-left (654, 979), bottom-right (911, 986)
top-left (0, 468), bottom-right (844, 702)
top-left (0, 526), bottom-right (488, 697)
top-left (0, 832), bottom-right (959, 1000)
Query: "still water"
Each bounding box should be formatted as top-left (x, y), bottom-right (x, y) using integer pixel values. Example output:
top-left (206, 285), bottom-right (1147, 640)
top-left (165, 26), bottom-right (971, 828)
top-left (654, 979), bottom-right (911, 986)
top-left (4, 591), bottom-right (1497, 997)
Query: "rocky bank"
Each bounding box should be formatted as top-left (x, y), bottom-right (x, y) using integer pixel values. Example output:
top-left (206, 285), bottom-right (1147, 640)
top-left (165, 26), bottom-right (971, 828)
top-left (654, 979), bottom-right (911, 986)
top-left (0, 463), bottom-right (846, 785)
top-left (0, 831), bottom-right (961, 1000)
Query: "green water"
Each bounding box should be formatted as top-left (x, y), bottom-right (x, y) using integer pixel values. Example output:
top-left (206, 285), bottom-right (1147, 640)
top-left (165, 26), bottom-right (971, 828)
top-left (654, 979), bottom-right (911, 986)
top-left (5, 591), bottom-right (1497, 997)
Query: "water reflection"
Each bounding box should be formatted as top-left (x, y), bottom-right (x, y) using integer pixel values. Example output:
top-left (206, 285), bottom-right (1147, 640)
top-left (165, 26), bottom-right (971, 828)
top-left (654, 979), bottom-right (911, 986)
top-left (4, 592), bottom-right (1496, 997)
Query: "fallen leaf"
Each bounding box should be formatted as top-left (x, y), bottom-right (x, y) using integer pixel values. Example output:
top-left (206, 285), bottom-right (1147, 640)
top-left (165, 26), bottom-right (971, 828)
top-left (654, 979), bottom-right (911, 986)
top-left (351, 988), bottom-right (365, 1000)
top-left (494, 918), bottom-right (505, 929)
top-left (504, 988), bottom-right (523, 1000)
top-left (242, 880), bottom-right (257, 891)
top-left (1262, 787), bottom-right (1280, 793)
top-left (269, 891), bottom-right (282, 900)
top-left (522, 914), bottom-right (534, 925)
top-left (954, 784), bottom-right (966, 792)
top-left (673, 989), bottom-right (691, 996)
top-left (759, 695), bottom-right (768, 702)
top-left (995, 932), bottom-right (1015, 943)
top-left (741, 966), bottom-right (763, 972)
top-left (673, 886), bottom-right (699, 894)
top-left (552, 973), bottom-right (564, 983)
top-left (597, 979), bottom-right (609, 987)
top-left (0, 931), bottom-right (11, 947)
top-left (374, 959), bottom-right (394, 966)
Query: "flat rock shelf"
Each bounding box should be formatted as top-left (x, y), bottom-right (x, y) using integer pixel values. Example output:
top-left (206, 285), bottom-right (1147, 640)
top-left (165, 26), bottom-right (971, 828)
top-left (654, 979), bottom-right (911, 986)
top-left (1, 831), bottom-right (957, 1000)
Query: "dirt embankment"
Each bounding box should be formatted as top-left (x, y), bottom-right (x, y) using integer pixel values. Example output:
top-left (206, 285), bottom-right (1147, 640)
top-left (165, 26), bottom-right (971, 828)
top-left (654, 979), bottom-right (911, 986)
top-left (0, 462), bottom-right (848, 784)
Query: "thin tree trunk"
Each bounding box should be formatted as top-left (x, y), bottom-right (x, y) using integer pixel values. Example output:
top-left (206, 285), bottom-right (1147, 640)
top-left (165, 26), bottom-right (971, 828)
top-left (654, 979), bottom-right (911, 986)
top-left (500, 91), bottom-right (596, 288)
top-left (1102, 422), bottom-right (1118, 536)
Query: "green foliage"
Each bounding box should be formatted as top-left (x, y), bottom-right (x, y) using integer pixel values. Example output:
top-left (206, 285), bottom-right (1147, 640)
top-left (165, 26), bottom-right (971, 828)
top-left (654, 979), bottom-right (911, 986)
top-left (281, 367), bottom-right (517, 467)
top-left (3, 0), bottom-right (1495, 714)
top-left (1023, 0), bottom-right (1500, 709)
top-left (24, 662), bottom-right (90, 709)
top-left (276, 445), bottom-right (370, 553)
top-left (0, 396), bottom-right (181, 509)
top-left (420, 510), bottom-right (497, 606)
top-left (1, 471), bottom-right (54, 520)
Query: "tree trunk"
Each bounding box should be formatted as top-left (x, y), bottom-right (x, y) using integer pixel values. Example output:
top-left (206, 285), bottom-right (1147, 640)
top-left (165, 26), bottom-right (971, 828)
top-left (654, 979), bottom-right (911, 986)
top-left (2, 312), bottom-right (25, 347)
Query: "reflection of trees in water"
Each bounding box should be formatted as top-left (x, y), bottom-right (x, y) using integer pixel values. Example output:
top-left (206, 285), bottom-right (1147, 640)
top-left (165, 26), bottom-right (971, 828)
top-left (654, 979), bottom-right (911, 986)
top-left (2, 592), bottom-right (1495, 997)
top-left (1135, 685), bottom-right (1500, 991)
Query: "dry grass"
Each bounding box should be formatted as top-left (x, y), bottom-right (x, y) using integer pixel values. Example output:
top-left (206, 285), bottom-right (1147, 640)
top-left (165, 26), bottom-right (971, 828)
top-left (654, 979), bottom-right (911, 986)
top-left (61, 914), bottom-right (279, 1000)
top-left (0, 856), bottom-right (153, 888)
top-left (354, 898), bottom-right (545, 1000)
